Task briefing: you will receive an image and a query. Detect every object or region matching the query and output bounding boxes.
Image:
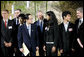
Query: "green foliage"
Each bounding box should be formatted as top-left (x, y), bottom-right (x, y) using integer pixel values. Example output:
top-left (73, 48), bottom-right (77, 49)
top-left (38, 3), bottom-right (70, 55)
top-left (1, 1), bottom-right (83, 23)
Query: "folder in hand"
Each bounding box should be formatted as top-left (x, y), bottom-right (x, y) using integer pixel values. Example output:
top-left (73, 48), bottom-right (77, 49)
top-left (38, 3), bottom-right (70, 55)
top-left (22, 42), bottom-right (30, 56)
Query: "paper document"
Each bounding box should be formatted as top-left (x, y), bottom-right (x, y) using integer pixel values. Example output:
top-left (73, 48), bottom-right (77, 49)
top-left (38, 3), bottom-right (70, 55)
top-left (22, 42), bottom-right (30, 56)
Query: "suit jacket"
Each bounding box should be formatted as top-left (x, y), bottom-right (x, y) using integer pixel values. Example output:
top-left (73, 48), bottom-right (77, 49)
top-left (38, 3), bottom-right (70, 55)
top-left (59, 22), bottom-right (75, 52)
top-left (1, 19), bottom-right (15, 47)
top-left (34, 19), bottom-right (47, 46)
top-left (74, 19), bottom-right (83, 48)
top-left (17, 23), bottom-right (39, 51)
top-left (44, 21), bottom-right (59, 47)
top-left (12, 18), bottom-right (19, 48)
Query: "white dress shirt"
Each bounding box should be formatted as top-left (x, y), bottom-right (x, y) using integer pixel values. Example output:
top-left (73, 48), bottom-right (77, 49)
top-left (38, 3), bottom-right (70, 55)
top-left (26, 23), bottom-right (31, 37)
top-left (63, 22), bottom-right (69, 32)
top-left (39, 20), bottom-right (44, 27)
top-left (3, 19), bottom-right (8, 26)
top-left (78, 18), bottom-right (83, 28)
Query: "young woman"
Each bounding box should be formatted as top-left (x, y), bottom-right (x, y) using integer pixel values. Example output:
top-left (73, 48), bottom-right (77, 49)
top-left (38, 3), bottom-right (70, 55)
top-left (43, 11), bottom-right (59, 56)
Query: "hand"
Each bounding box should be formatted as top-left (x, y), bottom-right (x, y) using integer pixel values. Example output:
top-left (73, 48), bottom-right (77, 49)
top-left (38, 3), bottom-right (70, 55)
top-left (36, 46), bottom-right (39, 51)
top-left (43, 46), bottom-right (46, 51)
top-left (20, 48), bottom-right (24, 53)
top-left (4, 41), bottom-right (9, 47)
top-left (52, 46), bottom-right (56, 53)
top-left (8, 42), bottom-right (12, 47)
top-left (81, 45), bottom-right (83, 48)
top-left (60, 49), bottom-right (63, 53)
top-left (77, 38), bottom-right (83, 48)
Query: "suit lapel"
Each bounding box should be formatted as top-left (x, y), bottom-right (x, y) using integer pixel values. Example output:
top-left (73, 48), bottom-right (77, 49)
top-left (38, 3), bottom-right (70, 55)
top-left (31, 24), bottom-right (34, 38)
top-left (78, 22), bottom-right (83, 32)
top-left (67, 22), bottom-right (70, 32)
top-left (37, 20), bottom-right (39, 26)
top-left (78, 22), bottom-right (83, 29)
top-left (1, 20), bottom-right (7, 35)
top-left (61, 23), bottom-right (67, 41)
top-left (24, 24), bottom-right (30, 38)
top-left (62, 23), bottom-right (66, 32)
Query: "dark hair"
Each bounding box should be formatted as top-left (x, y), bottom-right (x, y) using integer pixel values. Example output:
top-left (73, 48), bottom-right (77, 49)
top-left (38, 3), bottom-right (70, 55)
top-left (2, 9), bottom-right (9, 14)
top-left (15, 9), bottom-right (21, 12)
top-left (46, 11), bottom-right (58, 26)
top-left (25, 14), bottom-right (31, 20)
top-left (62, 11), bottom-right (71, 19)
top-left (18, 14), bottom-right (26, 24)
top-left (18, 14), bottom-right (26, 20)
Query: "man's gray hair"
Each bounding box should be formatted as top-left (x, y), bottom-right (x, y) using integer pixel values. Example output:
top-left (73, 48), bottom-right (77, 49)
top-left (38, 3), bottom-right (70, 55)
top-left (77, 7), bottom-right (83, 13)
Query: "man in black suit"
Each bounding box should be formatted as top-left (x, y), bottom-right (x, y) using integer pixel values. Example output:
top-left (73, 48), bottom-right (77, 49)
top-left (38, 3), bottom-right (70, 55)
top-left (59, 11), bottom-right (75, 56)
top-left (0, 16), bottom-right (3, 56)
top-left (34, 11), bottom-right (47, 56)
top-left (12, 9), bottom-right (22, 56)
top-left (74, 7), bottom-right (83, 56)
top-left (13, 9), bottom-right (21, 25)
top-left (1, 9), bottom-right (15, 56)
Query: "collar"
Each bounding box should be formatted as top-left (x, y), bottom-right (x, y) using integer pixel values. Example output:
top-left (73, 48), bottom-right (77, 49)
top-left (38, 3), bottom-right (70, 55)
top-left (63, 22), bottom-right (69, 25)
top-left (39, 20), bottom-right (43, 23)
top-left (26, 22), bottom-right (31, 28)
top-left (80, 18), bottom-right (83, 23)
top-left (3, 19), bottom-right (8, 23)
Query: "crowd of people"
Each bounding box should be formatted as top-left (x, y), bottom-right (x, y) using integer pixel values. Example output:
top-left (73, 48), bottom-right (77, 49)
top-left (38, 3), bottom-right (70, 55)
top-left (1, 7), bottom-right (83, 56)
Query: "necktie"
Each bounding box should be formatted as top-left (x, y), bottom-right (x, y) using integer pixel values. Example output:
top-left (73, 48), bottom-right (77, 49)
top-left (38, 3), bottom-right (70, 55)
top-left (5, 20), bottom-right (7, 28)
top-left (27, 26), bottom-right (31, 37)
top-left (40, 21), bottom-right (43, 32)
top-left (16, 19), bottom-right (19, 25)
top-left (78, 20), bottom-right (82, 28)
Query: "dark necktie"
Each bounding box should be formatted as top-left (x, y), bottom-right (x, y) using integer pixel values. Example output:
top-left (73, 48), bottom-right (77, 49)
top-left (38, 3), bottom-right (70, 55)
top-left (78, 20), bottom-right (82, 28)
top-left (40, 21), bottom-right (43, 32)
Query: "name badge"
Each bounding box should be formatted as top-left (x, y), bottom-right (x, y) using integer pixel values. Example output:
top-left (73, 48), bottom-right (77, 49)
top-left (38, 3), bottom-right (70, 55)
top-left (69, 28), bottom-right (73, 32)
top-left (8, 26), bottom-right (12, 29)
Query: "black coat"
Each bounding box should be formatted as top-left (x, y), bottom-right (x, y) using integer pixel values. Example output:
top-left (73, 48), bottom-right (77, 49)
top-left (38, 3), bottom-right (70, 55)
top-left (44, 20), bottom-right (59, 47)
top-left (59, 22), bottom-right (75, 53)
top-left (74, 19), bottom-right (83, 45)
top-left (12, 18), bottom-right (19, 48)
top-left (74, 19), bottom-right (83, 56)
top-left (34, 19), bottom-right (47, 46)
top-left (1, 19), bottom-right (15, 47)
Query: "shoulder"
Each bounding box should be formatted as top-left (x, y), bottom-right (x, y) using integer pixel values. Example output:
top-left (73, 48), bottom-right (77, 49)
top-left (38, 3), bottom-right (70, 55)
top-left (75, 19), bottom-right (79, 24)
top-left (19, 23), bottom-right (25, 28)
top-left (12, 18), bottom-right (16, 21)
top-left (8, 19), bottom-right (14, 24)
top-left (69, 22), bottom-right (75, 28)
top-left (34, 20), bottom-right (38, 24)
top-left (69, 22), bottom-right (74, 25)
top-left (59, 23), bottom-right (63, 27)
top-left (44, 19), bottom-right (47, 22)
top-left (31, 23), bottom-right (36, 27)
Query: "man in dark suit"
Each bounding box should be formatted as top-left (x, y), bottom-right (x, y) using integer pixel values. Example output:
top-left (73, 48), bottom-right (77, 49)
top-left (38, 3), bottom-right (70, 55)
top-left (0, 16), bottom-right (3, 56)
top-left (12, 9), bottom-right (22, 56)
top-left (34, 11), bottom-right (47, 56)
top-left (17, 14), bottom-right (39, 56)
top-left (12, 9), bottom-right (21, 26)
top-left (59, 11), bottom-right (75, 56)
top-left (74, 7), bottom-right (83, 56)
top-left (1, 9), bottom-right (15, 56)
